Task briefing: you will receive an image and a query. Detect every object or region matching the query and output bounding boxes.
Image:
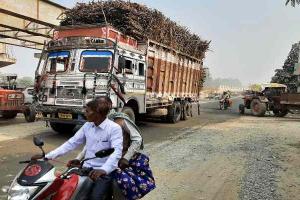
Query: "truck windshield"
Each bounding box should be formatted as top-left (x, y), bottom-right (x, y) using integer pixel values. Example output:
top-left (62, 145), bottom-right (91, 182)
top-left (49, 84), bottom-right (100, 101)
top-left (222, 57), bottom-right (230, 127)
top-left (80, 51), bottom-right (112, 73)
top-left (45, 51), bottom-right (70, 74)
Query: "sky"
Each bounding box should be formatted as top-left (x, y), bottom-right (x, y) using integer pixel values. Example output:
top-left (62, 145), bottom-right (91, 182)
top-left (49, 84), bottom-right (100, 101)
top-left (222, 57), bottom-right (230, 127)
top-left (1, 0), bottom-right (300, 86)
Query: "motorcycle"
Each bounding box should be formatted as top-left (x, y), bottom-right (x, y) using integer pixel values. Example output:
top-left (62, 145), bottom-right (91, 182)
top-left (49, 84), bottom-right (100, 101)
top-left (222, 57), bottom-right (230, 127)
top-left (219, 97), bottom-right (232, 110)
top-left (7, 136), bottom-right (114, 200)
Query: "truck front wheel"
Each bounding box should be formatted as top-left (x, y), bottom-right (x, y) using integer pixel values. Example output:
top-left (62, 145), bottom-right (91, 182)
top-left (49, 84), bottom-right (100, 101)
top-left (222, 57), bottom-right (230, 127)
top-left (50, 122), bottom-right (76, 134)
top-left (24, 105), bottom-right (36, 122)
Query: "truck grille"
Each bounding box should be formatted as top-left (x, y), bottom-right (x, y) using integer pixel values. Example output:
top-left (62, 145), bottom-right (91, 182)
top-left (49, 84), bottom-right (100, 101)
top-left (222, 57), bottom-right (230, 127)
top-left (6, 100), bottom-right (22, 107)
top-left (55, 99), bottom-right (83, 106)
top-left (57, 88), bottom-right (83, 99)
top-left (0, 99), bottom-right (23, 109)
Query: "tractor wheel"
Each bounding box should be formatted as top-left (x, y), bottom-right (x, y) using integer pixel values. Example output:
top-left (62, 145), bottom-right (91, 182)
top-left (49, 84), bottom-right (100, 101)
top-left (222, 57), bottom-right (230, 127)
top-left (219, 102), bottom-right (224, 110)
top-left (50, 122), bottom-right (76, 134)
top-left (24, 105), bottom-right (36, 122)
top-left (167, 102), bottom-right (181, 123)
top-left (273, 109), bottom-right (288, 117)
top-left (250, 99), bottom-right (266, 117)
top-left (2, 111), bottom-right (18, 119)
top-left (122, 107), bottom-right (135, 123)
top-left (239, 104), bottom-right (245, 114)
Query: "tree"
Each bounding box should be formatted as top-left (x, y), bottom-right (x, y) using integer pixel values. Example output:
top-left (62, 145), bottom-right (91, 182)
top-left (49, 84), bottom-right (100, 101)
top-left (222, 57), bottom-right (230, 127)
top-left (286, 0), bottom-right (300, 7)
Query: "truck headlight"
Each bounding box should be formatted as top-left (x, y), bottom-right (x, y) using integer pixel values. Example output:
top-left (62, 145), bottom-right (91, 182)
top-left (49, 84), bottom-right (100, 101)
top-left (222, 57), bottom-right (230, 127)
top-left (7, 181), bottom-right (38, 200)
top-left (7, 94), bottom-right (16, 99)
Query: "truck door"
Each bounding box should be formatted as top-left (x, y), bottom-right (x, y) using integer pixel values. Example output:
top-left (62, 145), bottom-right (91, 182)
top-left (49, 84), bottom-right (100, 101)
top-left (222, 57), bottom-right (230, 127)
top-left (123, 58), bottom-right (135, 93)
top-left (133, 61), bottom-right (146, 113)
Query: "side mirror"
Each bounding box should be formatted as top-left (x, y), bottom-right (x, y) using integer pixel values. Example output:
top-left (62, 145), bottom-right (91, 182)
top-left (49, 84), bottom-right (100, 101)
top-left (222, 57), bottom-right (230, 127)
top-left (118, 56), bottom-right (125, 71)
top-left (119, 84), bottom-right (126, 94)
top-left (33, 136), bottom-right (44, 147)
top-left (95, 148), bottom-right (114, 158)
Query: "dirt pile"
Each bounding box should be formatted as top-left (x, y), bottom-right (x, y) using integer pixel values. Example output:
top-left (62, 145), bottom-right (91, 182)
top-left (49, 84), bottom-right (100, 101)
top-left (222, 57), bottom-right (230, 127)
top-left (60, 0), bottom-right (210, 59)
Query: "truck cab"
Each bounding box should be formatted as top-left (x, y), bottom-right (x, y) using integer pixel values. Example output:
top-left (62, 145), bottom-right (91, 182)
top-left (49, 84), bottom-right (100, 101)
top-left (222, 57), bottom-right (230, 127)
top-left (34, 25), bottom-right (147, 133)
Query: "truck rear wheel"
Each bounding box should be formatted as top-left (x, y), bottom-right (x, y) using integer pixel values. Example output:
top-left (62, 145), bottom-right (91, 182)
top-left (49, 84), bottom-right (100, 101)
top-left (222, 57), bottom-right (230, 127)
top-left (50, 122), bottom-right (76, 134)
top-left (167, 102), bottom-right (181, 123)
top-left (181, 101), bottom-right (191, 120)
top-left (24, 105), bottom-right (36, 122)
top-left (2, 111), bottom-right (18, 119)
top-left (122, 107), bottom-right (135, 123)
top-left (250, 99), bottom-right (266, 117)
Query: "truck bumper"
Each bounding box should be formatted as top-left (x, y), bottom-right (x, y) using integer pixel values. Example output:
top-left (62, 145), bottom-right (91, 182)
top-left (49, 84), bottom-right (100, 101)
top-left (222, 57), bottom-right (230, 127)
top-left (36, 105), bottom-right (86, 125)
top-left (44, 117), bottom-right (86, 125)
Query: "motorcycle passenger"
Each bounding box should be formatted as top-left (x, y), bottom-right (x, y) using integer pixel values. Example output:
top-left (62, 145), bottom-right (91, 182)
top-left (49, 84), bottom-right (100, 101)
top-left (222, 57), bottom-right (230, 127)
top-left (44, 97), bottom-right (123, 200)
top-left (72, 97), bottom-right (156, 200)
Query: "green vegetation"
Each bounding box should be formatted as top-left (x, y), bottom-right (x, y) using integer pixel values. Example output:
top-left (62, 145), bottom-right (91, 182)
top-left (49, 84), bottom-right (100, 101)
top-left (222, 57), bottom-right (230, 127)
top-left (286, 0), bottom-right (300, 7)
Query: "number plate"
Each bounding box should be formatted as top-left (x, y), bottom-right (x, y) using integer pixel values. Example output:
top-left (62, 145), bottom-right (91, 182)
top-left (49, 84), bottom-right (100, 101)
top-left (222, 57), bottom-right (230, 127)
top-left (58, 113), bottom-right (72, 119)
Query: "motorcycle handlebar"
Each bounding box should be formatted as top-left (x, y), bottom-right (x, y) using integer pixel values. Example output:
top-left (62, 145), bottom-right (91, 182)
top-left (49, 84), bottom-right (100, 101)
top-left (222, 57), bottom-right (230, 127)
top-left (60, 167), bottom-right (93, 179)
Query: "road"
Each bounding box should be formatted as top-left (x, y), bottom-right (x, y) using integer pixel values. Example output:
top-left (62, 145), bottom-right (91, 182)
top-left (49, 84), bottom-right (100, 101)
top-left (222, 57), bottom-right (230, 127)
top-left (0, 98), bottom-right (299, 199)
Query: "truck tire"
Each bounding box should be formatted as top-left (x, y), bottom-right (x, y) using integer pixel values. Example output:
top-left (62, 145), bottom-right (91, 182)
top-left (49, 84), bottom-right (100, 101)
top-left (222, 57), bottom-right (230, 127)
top-left (50, 122), bottom-right (76, 134)
top-left (239, 104), bottom-right (245, 114)
top-left (189, 103), bottom-right (193, 117)
top-left (24, 105), bottom-right (36, 122)
top-left (181, 101), bottom-right (190, 120)
top-left (250, 99), bottom-right (266, 117)
top-left (167, 102), bottom-right (181, 123)
top-left (122, 107), bottom-right (135, 123)
top-left (2, 111), bottom-right (18, 119)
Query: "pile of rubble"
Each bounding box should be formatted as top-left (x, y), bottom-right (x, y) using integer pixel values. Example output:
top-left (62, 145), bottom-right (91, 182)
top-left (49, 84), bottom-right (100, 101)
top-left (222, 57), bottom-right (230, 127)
top-left (271, 42), bottom-right (299, 92)
top-left (60, 0), bottom-right (210, 59)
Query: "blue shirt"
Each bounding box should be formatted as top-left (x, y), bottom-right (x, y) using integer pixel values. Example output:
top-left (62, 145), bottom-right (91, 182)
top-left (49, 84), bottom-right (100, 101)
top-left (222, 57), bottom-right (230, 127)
top-left (46, 118), bottom-right (123, 174)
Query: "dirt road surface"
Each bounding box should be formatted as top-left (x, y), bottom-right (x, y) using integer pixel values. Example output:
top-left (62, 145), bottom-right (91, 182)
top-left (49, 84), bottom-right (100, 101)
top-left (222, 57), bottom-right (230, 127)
top-left (0, 98), bottom-right (299, 200)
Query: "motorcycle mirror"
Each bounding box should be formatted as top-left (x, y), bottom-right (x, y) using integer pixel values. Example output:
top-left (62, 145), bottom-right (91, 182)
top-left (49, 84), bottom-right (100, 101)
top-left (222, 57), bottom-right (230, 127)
top-left (95, 148), bottom-right (114, 158)
top-left (33, 136), bottom-right (44, 147)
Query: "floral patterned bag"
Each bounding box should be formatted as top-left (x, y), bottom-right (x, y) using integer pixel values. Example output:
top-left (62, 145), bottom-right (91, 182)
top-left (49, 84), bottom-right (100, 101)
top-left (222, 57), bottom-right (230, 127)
top-left (113, 153), bottom-right (156, 200)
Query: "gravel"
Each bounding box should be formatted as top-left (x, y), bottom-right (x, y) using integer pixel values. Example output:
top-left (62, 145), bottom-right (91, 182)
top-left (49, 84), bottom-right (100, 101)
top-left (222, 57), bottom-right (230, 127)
top-left (143, 117), bottom-right (285, 200)
top-left (238, 135), bottom-right (281, 200)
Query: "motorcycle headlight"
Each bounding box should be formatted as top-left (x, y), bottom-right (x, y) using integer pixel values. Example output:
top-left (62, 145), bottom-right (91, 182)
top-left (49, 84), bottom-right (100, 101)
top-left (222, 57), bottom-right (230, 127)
top-left (7, 181), bottom-right (38, 200)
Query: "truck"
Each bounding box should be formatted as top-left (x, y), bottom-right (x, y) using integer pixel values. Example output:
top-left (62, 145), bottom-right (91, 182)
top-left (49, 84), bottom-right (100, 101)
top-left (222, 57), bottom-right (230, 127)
top-left (33, 25), bottom-right (205, 133)
top-left (0, 75), bottom-right (25, 119)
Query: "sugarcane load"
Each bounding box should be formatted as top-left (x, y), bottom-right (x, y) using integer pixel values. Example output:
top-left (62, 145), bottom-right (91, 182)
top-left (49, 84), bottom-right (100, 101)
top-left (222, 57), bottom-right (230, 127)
top-left (33, 0), bottom-right (211, 134)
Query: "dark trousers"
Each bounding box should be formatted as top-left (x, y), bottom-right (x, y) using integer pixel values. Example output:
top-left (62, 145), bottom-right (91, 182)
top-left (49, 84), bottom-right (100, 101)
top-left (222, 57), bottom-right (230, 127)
top-left (90, 175), bottom-right (113, 200)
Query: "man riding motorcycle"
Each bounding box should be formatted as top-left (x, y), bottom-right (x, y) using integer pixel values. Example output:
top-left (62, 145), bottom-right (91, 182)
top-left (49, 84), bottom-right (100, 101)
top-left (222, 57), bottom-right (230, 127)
top-left (34, 97), bottom-right (123, 200)
top-left (219, 91), bottom-right (232, 110)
